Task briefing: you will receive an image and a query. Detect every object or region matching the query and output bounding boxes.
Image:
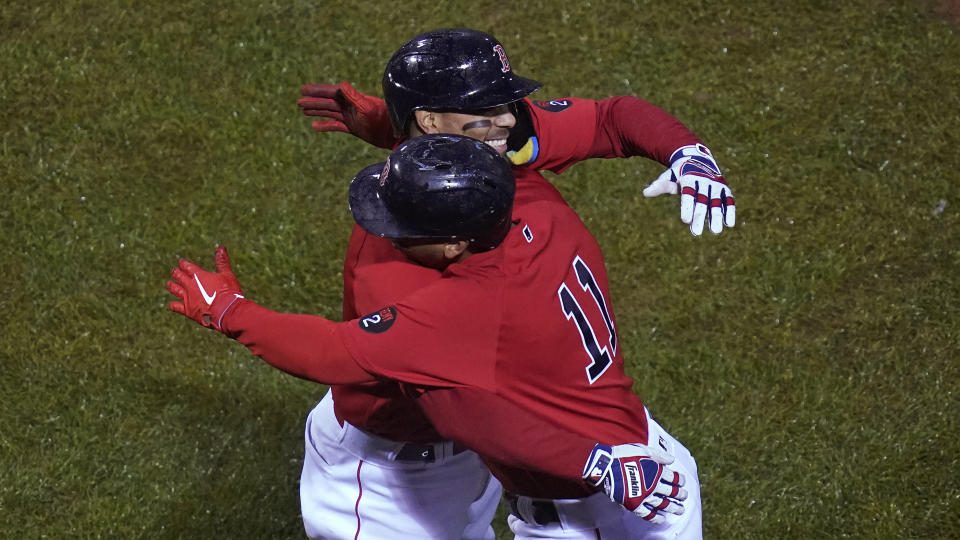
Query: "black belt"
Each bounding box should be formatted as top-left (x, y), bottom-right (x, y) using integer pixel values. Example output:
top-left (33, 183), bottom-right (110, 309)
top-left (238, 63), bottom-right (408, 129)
top-left (394, 441), bottom-right (468, 463)
top-left (505, 493), bottom-right (561, 525)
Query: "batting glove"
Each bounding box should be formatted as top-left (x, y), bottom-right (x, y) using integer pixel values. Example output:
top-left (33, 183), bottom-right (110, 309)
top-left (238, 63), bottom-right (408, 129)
top-left (166, 246), bottom-right (245, 333)
top-left (298, 81), bottom-right (399, 149)
top-left (643, 143), bottom-right (736, 236)
top-left (583, 443), bottom-right (687, 524)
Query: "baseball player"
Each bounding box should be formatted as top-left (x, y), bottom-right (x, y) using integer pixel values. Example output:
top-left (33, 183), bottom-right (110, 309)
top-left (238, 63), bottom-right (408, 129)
top-left (165, 134), bottom-right (702, 539)
top-left (293, 28), bottom-right (730, 537)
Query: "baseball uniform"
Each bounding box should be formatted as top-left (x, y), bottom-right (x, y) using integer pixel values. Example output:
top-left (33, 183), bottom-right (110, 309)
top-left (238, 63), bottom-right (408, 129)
top-left (296, 96), bottom-right (703, 539)
top-left (338, 170), bottom-right (702, 538)
top-left (221, 166), bottom-right (702, 538)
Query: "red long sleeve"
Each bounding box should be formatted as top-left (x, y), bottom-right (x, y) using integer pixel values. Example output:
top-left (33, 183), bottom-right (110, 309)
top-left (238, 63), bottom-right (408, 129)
top-left (591, 96), bottom-right (701, 165)
top-left (415, 386), bottom-right (597, 485)
top-left (525, 95), bottom-right (702, 175)
top-left (222, 299), bottom-right (374, 385)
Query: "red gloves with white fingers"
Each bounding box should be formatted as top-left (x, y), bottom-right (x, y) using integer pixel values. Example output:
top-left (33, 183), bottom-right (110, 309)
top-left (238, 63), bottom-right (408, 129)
top-left (166, 246), bottom-right (245, 333)
top-left (297, 81), bottom-right (399, 150)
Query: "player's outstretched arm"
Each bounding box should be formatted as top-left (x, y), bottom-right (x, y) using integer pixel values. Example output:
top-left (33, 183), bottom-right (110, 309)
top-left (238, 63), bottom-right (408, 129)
top-left (415, 386), bottom-right (687, 523)
top-left (593, 97), bottom-right (735, 236)
top-left (298, 81), bottom-right (400, 149)
top-left (165, 247), bottom-right (374, 385)
top-left (547, 96), bottom-right (735, 236)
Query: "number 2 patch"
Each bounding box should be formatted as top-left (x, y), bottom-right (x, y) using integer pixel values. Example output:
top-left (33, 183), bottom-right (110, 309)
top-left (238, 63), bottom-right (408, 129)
top-left (358, 306), bottom-right (397, 334)
top-left (533, 99), bottom-right (572, 112)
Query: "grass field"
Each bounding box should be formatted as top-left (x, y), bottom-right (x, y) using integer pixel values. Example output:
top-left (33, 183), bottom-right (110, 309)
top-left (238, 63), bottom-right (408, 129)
top-left (2, 0), bottom-right (959, 538)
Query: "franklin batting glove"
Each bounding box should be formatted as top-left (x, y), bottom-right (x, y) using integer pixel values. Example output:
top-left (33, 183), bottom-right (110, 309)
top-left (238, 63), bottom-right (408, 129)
top-left (643, 143), bottom-right (736, 236)
top-left (298, 81), bottom-right (399, 149)
top-left (583, 443), bottom-right (687, 524)
top-left (166, 246), bottom-right (245, 333)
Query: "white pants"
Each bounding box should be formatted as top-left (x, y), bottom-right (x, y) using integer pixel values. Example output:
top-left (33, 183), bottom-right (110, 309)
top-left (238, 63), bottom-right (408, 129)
top-left (508, 411), bottom-right (702, 540)
top-left (300, 390), bottom-right (501, 540)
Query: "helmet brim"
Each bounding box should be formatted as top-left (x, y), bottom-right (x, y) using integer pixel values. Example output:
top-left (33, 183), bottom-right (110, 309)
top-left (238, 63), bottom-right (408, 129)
top-left (349, 162), bottom-right (402, 239)
top-left (430, 74), bottom-right (542, 112)
top-left (349, 162), bottom-right (450, 241)
top-left (496, 74), bottom-right (543, 104)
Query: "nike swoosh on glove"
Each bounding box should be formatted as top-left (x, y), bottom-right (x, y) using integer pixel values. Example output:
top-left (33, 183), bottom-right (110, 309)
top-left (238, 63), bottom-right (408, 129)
top-left (166, 246), bottom-right (245, 333)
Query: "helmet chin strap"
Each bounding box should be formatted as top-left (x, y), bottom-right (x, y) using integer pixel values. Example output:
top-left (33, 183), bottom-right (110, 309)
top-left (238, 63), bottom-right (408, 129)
top-left (461, 119), bottom-right (492, 131)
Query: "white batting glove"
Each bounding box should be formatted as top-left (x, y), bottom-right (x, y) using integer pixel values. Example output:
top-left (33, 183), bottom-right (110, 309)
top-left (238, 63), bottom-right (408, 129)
top-left (583, 443), bottom-right (687, 524)
top-left (643, 143), bottom-right (736, 236)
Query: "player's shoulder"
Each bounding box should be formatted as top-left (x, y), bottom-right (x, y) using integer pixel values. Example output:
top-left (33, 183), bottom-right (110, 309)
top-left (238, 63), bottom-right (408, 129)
top-left (524, 196), bottom-right (582, 226)
top-left (442, 248), bottom-right (507, 292)
top-left (520, 96), bottom-right (597, 132)
top-left (528, 97), bottom-right (579, 113)
top-left (508, 197), bottom-right (582, 249)
top-left (507, 97), bottom-right (600, 169)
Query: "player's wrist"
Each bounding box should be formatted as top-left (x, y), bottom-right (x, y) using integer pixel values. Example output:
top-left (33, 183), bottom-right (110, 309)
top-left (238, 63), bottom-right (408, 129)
top-left (582, 442), bottom-right (614, 487)
top-left (671, 144), bottom-right (726, 187)
top-left (670, 143), bottom-right (719, 169)
top-left (215, 295), bottom-right (251, 337)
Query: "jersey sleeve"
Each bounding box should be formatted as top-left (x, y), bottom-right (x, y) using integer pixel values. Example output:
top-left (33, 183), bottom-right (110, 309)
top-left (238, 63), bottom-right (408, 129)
top-left (222, 298), bottom-right (374, 385)
top-left (520, 97), bottom-right (600, 174)
top-left (520, 96), bottom-right (702, 173)
top-left (591, 95), bottom-right (701, 164)
top-left (338, 272), bottom-right (500, 391)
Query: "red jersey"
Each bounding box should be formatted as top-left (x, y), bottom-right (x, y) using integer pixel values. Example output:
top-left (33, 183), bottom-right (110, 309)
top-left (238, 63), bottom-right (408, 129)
top-left (339, 175), bottom-right (647, 497)
top-left (332, 96), bottom-right (698, 443)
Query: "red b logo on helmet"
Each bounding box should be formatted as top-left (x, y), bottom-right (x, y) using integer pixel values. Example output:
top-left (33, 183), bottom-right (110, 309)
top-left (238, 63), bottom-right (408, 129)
top-left (379, 157), bottom-right (391, 187)
top-left (493, 44), bottom-right (510, 73)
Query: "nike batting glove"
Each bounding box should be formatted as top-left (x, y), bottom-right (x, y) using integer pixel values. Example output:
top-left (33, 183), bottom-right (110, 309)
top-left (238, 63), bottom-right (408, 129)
top-left (166, 246), bottom-right (244, 333)
top-left (643, 143), bottom-right (736, 236)
top-left (583, 443), bottom-right (687, 524)
top-left (298, 81), bottom-right (399, 149)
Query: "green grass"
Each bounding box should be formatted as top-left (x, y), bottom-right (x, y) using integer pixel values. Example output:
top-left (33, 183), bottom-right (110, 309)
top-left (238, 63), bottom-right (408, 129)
top-left (2, 0), bottom-right (958, 538)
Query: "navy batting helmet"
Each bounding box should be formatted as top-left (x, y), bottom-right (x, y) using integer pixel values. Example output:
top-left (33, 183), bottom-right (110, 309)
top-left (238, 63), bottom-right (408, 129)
top-left (382, 29), bottom-right (542, 136)
top-left (349, 134), bottom-right (516, 251)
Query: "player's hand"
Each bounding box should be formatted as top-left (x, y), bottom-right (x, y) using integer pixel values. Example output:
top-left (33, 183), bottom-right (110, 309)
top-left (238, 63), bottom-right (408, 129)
top-left (643, 143), bottom-right (735, 236)
top-left (298, 81), bottom-right (399, 149)
top-left (583, 443), bottom-right (687, 524)
top-left (166, 246), bottom-right (245, 333)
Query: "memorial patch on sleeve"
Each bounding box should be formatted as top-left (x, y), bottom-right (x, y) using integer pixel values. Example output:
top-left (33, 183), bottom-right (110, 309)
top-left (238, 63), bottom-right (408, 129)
top-left (358, 306), bottom-right (398, 334)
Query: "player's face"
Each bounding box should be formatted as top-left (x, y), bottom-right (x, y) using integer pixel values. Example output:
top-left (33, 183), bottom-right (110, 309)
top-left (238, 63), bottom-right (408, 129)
top-left (423, 105), bottom-right (515, 155)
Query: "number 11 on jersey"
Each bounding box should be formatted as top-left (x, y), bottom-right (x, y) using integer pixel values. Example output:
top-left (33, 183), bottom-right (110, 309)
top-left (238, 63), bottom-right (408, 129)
top-left (557, 255), bottom-right (618, 384)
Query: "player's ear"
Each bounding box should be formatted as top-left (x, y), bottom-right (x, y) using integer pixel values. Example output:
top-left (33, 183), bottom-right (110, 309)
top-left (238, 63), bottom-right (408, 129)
top-left (442, 240), bottom-right (471, 261)
top-left (413, 110), bottom-right (438, 134)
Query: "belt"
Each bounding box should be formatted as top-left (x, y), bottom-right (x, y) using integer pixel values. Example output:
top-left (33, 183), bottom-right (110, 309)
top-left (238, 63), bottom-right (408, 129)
top-left (505, 493), bottom-right (561, 525)
top-left (394, 441), bottom-right (469, 463)
top-left (333, 411), bottom-right (471, 466)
